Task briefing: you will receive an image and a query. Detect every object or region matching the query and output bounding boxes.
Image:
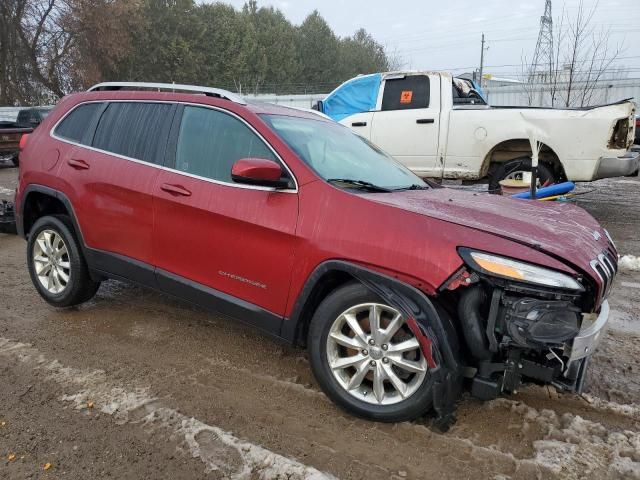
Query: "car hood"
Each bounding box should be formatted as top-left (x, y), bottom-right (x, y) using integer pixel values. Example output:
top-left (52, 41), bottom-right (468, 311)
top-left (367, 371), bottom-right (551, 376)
top-left (370, 187), bottom-right (609, 272)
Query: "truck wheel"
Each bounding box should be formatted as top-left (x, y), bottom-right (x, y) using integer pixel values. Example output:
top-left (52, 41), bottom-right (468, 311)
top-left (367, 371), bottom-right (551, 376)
top-left (307, 282), bottom-right (436, 422)
top-left (489, 157), bottom-right (555, 194)
top-left (27, 215), bottom-right (100, 308)
top-left (11, 154), bottom-right (19, 167)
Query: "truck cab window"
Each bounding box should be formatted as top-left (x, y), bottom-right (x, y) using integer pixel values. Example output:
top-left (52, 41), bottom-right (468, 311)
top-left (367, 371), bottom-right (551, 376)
top-left (381, 76), bottom-right (430, 111)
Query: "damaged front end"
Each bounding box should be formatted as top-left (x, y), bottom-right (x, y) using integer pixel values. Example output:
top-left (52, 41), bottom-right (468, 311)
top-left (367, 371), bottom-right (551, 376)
top-left (444, 247), bottom-right (614, 401)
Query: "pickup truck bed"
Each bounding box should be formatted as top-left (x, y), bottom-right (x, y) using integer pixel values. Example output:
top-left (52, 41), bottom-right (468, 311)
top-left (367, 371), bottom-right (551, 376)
top-left (0, 107), bottom-right (53, 166)
top-left (0, 122), bottom-right (33, 166)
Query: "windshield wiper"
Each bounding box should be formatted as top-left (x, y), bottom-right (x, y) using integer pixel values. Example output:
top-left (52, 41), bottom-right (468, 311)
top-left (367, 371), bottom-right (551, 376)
top-left (327, 178), bottom-right (392, 193)
top-left (393, 183), bottom-right (429, 191)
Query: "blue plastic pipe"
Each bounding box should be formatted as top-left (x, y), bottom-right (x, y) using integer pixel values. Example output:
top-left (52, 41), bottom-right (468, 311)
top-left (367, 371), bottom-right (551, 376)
top-left (511, 181), bottom-right (575, 200)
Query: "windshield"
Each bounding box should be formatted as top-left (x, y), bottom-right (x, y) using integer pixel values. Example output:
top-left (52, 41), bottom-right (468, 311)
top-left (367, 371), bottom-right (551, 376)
top-left (261, 114), bottom-right (427, 191)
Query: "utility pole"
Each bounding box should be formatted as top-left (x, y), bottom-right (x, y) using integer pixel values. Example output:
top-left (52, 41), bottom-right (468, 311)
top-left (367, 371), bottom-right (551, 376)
top-left (479, 33), bottom-right (486, 88)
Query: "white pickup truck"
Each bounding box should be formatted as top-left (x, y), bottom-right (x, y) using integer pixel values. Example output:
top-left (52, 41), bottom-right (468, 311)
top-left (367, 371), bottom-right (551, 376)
top-left (317, 71), bottom-right (638, 189)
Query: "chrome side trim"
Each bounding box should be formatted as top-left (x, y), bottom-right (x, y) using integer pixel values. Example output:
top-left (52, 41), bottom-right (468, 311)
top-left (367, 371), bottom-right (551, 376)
top-left (49, 100), bottom-right (298, 194)
top-left (88, 82), bottom-right (246, 105)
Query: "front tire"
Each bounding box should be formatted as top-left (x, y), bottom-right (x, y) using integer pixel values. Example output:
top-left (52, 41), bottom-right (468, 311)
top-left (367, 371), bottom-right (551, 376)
top-left (27, 215), bottom-right (100, 307)
top-left (308, 282), bottom-right (436, 422)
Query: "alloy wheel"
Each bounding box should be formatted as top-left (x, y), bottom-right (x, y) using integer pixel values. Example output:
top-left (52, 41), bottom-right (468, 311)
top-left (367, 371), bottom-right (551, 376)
top-left (32, 229), bottom-right (71, 294)
top-left (326, 303), bottom-right (428, 405)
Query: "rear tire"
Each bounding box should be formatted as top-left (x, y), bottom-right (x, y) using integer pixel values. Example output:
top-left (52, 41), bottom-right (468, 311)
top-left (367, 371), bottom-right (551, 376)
top-left (307, 282), bottom-right (436, 422)
top-left (10, 154), bottom-right (18, 167)
top-left (488, 157), bottom-right (555, 194)
top-left (27, 215), bottom-right (100, 307)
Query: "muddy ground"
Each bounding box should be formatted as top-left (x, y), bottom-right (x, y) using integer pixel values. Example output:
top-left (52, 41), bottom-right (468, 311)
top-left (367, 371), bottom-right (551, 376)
top-left (1, 158), bottom-right (639, 479)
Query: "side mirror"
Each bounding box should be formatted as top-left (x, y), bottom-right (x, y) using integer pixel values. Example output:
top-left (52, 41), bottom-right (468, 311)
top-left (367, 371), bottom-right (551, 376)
top-left (231, 158), bottom-right (290, 189)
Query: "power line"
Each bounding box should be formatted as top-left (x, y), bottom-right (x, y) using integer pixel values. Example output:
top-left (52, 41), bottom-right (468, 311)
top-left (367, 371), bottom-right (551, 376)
top-left (376, 14), bottom-right (640, 45)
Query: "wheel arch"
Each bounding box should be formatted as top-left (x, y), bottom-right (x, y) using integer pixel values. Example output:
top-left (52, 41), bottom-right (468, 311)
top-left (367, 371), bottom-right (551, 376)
top-left (283, 263), bottom-right (356, 347)
top-left (480, 138), bottom-right (567, 181)
top-left (285, 259), bottom-right (464, 429)
top-left (19, 185), bottom-right (85, 246)
top-left (284, 260), bottom-right (461, 362)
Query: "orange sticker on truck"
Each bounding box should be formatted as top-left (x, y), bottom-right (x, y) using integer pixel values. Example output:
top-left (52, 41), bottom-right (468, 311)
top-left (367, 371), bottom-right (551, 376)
top-left (400, 91), bottom-right (413, 104)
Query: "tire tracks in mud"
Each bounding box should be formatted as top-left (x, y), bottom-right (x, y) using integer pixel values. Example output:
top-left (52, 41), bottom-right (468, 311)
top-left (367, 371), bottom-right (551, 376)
top-left (0, 338), bottom-right (334, 480)
top-left (2, 329), bottom-right (639, 480)
top-left (174, 347), bottom-right (640, 479)
top-left (2, 200), bottom-right (640, 479)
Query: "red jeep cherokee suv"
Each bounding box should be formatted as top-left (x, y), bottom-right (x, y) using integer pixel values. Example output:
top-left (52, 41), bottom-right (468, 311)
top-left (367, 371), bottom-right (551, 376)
top-left (15, 82), bottom-right (616, 425)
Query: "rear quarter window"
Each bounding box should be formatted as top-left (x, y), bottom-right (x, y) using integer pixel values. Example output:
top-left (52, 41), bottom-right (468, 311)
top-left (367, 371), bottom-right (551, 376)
top-left (54, 103), bottom-right (104, 143)
top-left (93, 102), bottom-right (174, 164)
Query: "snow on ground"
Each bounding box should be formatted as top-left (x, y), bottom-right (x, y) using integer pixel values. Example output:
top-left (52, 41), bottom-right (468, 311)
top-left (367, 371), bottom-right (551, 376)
top-left (490, 398), bottom-right (640, 480)
top-left (619, 255), bottom-right (640, 272)
top-left (0, 338), bottom-right (335, 480)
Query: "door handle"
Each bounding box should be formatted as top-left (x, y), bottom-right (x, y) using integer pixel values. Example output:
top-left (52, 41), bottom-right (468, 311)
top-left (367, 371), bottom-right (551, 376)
top-left (416, 118), bottom-right (434, 124)
top-left (67, 158), bottom-right (90, 170)
top-left (160, 183), bottom-right (192, 197)
top-left (351, 121), bottom-right (367, 127)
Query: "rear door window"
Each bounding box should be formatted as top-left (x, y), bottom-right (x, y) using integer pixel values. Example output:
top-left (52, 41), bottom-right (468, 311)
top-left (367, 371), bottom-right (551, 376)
top-left (381, 76), bottom-right (430, 110)
top-left (174, 106), bottom-right (277, 183)
top-left (54, 103), bottom-right (104, 144)
top-left (93, 102), bottom-right (174, 164)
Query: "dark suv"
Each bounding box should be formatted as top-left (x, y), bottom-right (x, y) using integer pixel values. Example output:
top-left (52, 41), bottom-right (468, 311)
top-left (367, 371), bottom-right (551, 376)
top-left (15, 82), bottom-right (616, 425)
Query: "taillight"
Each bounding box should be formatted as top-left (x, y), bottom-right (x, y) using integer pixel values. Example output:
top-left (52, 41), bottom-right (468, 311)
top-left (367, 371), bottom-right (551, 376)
top-left (608, 118), bottom-right (629, 149)
top-left (19, 133), bottom-right (29, 150)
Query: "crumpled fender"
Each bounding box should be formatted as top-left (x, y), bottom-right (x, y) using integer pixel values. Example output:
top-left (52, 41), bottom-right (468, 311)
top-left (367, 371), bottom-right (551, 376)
top-left (287, 260), bottom-right (464, 430)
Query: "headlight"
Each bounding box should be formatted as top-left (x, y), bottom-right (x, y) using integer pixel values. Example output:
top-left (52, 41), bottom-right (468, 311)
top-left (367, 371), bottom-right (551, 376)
top-left (459, 249), bottom-right (583, 291)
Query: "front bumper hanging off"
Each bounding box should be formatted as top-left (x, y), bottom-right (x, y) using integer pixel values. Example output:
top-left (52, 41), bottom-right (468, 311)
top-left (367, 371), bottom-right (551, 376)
top-left (566, 300), bottom-right (610, 363)
top-left (560, 300), bottom-right (610, 393)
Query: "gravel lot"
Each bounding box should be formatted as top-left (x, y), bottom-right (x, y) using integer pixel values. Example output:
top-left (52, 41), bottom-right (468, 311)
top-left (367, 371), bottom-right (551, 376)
top-left (1, 159), bottom-right (639, 479)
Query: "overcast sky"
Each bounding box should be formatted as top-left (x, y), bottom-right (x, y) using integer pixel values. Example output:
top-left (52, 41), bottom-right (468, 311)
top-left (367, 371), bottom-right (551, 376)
top-left (217, 0), bottom-right (640, 79)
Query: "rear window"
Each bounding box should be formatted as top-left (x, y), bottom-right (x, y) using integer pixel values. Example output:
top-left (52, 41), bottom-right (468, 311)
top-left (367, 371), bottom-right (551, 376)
top-left (93, 102), bottom-right (174, 164)
top-left (54, 103), bottom-right (103, 143)
top-left (381, 76), bottom-right (430, 110)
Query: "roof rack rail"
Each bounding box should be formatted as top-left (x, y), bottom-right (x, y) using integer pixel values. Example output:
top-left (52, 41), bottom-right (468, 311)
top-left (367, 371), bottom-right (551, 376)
top-left (87, 82), bottom-right (246, 105)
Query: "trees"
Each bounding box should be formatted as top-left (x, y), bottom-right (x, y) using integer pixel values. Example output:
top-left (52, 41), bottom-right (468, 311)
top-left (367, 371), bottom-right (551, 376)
top-left (70, 0), bottom-right (141, 87)
top-left (0, 0), bottom-right (141, 104)
top-left (295, 11), bottom-right (340, 88)
top-left (0, 0), bottom-right (392, 104)
top-left (234, 2), bottom-right (300, 94)
top-left (0, 0), bottom-right (74, 104)
top-left (338, 29), bottom-right (390, 80)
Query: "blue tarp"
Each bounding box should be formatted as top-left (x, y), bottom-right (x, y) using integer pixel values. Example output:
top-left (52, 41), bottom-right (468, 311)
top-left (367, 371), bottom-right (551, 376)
top-left (321, 73), bottom-right (382, 121)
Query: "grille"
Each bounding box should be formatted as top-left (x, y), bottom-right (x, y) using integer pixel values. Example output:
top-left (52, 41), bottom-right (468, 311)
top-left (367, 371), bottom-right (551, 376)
top-left (590, 248), bottom-right (618, 301)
